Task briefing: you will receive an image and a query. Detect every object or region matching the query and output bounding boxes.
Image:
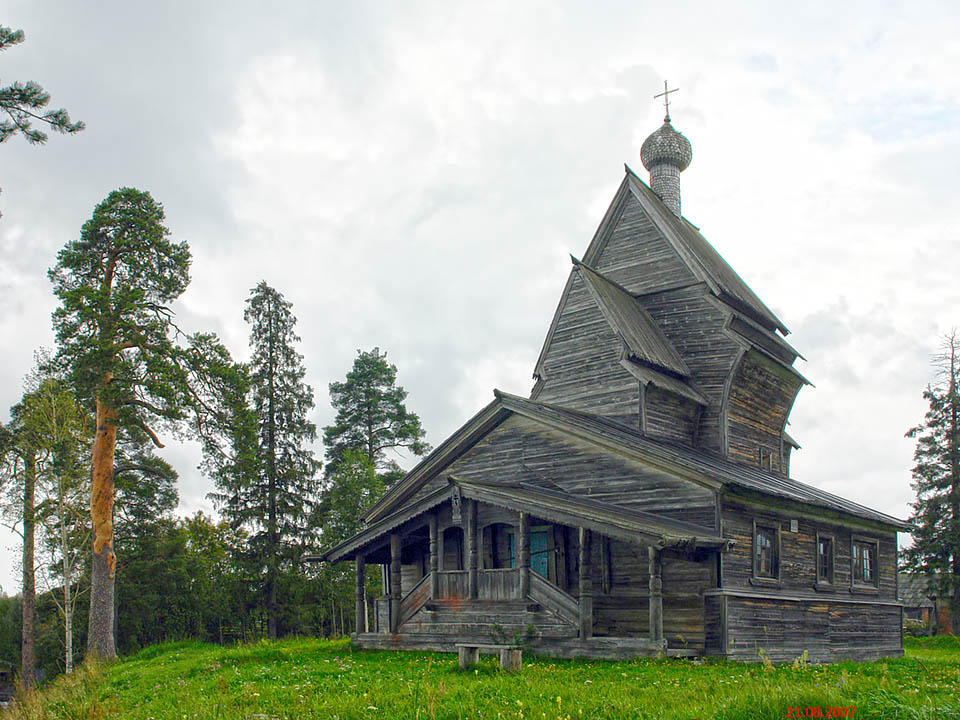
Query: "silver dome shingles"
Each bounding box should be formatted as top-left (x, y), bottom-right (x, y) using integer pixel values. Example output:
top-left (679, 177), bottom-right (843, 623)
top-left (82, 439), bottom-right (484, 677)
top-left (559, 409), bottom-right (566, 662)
top-left (640, 120), bottom-right (693, 172)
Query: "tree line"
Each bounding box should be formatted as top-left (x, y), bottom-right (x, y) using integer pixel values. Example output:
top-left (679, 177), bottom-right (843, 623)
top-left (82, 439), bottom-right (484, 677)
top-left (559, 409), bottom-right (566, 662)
top-left (0, 189), bottom-right (429, 687)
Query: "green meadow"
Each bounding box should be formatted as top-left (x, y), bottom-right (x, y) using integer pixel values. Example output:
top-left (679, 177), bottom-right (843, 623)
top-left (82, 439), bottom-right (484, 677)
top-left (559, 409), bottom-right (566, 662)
top-left (5, 636), bottom-right (959, 720)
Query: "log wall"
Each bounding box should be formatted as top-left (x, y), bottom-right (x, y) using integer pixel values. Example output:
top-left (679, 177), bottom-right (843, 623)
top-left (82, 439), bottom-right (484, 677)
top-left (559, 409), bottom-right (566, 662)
top-left (725, 350), bottom-right (803, 473)
top-left (718, 594), bottom-right (903, 663)
top-left (720, 497), bottom-right (898, 599)
top-left (636, 286), bottom-right (742, 454)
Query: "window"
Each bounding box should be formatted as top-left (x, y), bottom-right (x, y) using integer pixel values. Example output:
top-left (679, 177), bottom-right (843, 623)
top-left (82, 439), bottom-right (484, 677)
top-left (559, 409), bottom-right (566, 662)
top-left (817, 534), bottom-right (834, 584)
top-left (753, 522), bottom-right (779, 580)
top-left (758, 448), bottom-right (773, 470)
top-left (852, 539), bottom-right (878, 587)
top-left (442, 526), bottom-right (463, 571)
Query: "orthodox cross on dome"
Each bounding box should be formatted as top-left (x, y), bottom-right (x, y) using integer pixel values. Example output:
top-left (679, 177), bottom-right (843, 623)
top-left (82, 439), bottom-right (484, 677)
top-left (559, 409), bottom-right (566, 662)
top-left (654, 80), bottom-right (679, 123)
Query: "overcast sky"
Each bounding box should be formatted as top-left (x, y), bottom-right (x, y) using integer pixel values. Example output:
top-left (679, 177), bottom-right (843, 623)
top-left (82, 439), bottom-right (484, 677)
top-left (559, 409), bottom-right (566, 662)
top-left (1, 0), bottom-right (958, 594)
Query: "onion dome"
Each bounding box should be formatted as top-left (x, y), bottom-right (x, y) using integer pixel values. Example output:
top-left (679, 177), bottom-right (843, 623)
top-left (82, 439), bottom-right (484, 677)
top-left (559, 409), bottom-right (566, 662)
top-left (640, 119), bottom-right (693, 172)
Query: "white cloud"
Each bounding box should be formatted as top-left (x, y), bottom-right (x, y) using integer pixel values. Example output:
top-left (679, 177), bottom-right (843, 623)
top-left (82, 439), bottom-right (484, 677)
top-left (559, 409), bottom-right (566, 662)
top-left (2, 0), bottom-right (958, 589)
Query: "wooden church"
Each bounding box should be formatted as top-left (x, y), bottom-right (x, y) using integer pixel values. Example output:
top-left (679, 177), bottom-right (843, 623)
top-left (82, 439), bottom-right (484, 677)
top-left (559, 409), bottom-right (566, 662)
top-left (314, 97), bottom-right (909, 663)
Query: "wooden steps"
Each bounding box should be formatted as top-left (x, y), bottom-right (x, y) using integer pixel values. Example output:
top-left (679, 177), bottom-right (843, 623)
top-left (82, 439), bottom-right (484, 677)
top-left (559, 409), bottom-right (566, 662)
top-left (400, 598), bottom-right (577, 642)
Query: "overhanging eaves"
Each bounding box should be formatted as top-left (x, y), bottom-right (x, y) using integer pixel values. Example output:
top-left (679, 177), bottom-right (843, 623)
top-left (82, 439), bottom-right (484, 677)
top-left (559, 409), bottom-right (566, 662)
top-left (454, 477), bottom-right (728, 551)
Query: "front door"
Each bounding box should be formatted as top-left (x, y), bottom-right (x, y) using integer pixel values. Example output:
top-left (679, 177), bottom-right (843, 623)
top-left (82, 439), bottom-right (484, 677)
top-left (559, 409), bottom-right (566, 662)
top-left (530, 531), bottom-right (549, 577)
top-left (508, 529), bottom-right (552, 579)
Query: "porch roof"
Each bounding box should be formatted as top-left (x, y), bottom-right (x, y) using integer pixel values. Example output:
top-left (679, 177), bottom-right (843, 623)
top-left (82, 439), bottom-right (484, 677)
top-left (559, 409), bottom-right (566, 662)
top-left (454, 477), bottom-right (729, 551)
top-left (305, 485), bottom-right (454, 564)
top-left (307, 477), bottom-right (729, 565)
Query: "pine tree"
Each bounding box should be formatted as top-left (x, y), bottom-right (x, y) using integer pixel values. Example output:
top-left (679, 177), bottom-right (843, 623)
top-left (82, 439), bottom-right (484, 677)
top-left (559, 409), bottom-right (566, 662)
top-left (904, 331), bottom-right (960, 632)
top-left (323, 348), bottom-right (430, 482)
top-left (209, 282), bottom-right (320, 640)
top-left (49, 188), bottom-right (236, 659)
top-left (0, 26), bottom-right (84, 145)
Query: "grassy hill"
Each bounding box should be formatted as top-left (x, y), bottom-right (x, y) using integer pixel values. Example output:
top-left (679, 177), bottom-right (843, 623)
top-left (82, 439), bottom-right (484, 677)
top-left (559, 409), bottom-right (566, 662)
top-left (3, 636), bottom-right (959, 719)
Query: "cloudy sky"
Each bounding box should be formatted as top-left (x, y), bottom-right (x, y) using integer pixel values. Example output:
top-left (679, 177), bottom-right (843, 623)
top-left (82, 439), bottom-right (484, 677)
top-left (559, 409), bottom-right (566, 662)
top-left (1, 0), bottom-right (958, 593)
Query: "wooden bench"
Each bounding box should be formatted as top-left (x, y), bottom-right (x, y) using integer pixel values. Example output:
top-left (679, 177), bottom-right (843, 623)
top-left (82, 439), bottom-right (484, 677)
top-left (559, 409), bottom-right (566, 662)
top-left (455, 643), bottom-right (522, 672)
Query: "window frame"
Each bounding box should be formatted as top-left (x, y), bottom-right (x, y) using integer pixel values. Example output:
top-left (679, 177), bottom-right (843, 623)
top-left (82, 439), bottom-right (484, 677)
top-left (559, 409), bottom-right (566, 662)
top-left (850, 536), bottom-right (880, 591)
top-left (815, 532), bottom-right (835, 588)
top-left (751, 519), bottom-right (781, 585)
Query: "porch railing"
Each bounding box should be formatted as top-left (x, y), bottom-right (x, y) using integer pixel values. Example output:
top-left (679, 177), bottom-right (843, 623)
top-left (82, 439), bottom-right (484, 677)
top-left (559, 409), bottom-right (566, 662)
top-left (399, 572), bottom-right (433, 625)
top-left (436, 570), bottom-right (469, 598)
top-left (528, 570), bottom-right (579, 626)
top-left (478, 568), bottom-right (517, 600)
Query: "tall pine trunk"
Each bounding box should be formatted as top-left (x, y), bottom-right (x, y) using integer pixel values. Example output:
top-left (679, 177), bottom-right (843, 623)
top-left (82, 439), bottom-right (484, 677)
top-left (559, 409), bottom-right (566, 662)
top-left (20, 447), bottom-right (36, 691)
top-left (87, 395), bottom-right (118, 660)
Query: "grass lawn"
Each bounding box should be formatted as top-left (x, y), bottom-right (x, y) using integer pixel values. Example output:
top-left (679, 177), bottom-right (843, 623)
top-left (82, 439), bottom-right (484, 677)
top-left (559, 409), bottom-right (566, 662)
top-left (4, 636), bottom-right (959, 719)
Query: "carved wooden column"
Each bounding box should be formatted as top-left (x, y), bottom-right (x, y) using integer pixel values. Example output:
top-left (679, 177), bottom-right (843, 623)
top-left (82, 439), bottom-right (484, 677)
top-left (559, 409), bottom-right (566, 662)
top-left (467, 500), bottom-right (479, 599)
top-left (355, 554), bottom-right (366, 635)
top-left (578, 527), bottom-right (593, 640)
top-left (389, 533), bottom-right (402, 634)
top-left (648, 546), bottom-right (663, 646)
top-left (428, 513), bottom-right (439, 600)
top-left (517, 512), bottom-right (530, 600)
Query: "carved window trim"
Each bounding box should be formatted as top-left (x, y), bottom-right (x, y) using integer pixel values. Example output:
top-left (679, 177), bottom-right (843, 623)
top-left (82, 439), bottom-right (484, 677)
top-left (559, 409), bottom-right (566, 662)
top-left (851, 536), bottom-right (880, 592)
top-left (815, 532), bottom-right (835, 590)
top-left (750, 519), bottom-right (781, 587)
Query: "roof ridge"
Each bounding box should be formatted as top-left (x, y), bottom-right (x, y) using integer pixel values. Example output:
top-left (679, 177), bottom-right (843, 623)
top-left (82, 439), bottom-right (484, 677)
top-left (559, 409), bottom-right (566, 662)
top-left (624, 172), bottom-right (790, 336)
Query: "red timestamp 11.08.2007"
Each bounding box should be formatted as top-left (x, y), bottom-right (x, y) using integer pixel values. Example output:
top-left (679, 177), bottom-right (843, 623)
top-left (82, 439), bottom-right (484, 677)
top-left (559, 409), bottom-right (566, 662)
top-left (787, 707), bottom-right (855, 718)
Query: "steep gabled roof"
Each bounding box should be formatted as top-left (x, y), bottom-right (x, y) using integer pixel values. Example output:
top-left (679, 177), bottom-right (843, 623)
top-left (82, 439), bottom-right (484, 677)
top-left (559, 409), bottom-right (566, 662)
top-left (583, 168), bottom-right (790, 336)
top-left (574, 258), bottom-right (689, 376)
top-left (366, 389), bottom-right (910, 531)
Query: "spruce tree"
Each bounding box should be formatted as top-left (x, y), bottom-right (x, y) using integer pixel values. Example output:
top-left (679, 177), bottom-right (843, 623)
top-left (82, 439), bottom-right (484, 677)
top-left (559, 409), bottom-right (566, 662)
top-left (323, 348), bottom-right (430, 482)
top-left (904, 331), bottom-right (960, 632)
top-left (210, 282), bottom-right (320, 640)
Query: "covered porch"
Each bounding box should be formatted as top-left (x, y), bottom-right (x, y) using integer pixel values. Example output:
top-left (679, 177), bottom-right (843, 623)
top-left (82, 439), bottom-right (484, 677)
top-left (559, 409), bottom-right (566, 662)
top-left (314, 478), bottom-right (730, 659)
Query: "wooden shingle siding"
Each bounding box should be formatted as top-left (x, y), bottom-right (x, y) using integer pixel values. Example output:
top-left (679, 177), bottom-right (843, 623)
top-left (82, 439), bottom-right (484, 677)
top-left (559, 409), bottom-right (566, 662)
top-left (726, 350), bottom-right (803, 472)
top-left (537, 273), bottom-right (641, 425)
top-left (637, 287), bottom-right (741, 453)
top-left (415, 416), bottom-right (719, 528)
top-left (589, 194), bottom-right (696, 295)
top-left (644, 385), bottom-right (699, 445)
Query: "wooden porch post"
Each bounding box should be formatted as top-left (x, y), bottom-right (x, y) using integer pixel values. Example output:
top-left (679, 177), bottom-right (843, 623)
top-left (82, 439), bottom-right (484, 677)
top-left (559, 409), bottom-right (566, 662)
top-left (648, 547), bottom-right (663, 645)
top-left (467, 500), bottom-right (479, 599)
top-left (390, 533), bottom-right (402, 634)
top-left (517, 512), bottom-right (530, 600)
top-left (355, 554), bottom-right (366, 635)
top-left (578, 528), bottom-right (593, 640)
top-left (429, 513), bottom-right (439, 600)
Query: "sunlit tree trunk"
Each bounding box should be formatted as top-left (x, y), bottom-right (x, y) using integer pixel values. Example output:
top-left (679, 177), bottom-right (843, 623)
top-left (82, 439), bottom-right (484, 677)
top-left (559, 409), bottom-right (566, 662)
top-left (87, 394), bottom-right (117, 660)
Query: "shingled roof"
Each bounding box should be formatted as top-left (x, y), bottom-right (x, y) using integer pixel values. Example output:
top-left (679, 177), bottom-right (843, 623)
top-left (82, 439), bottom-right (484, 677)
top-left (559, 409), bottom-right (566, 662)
top-left (574, 258), bottom-right (689, 376)
top-left (584, 168), bottom-right (790, 336)
top-left (365, 388), bottom-right (910, 531)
